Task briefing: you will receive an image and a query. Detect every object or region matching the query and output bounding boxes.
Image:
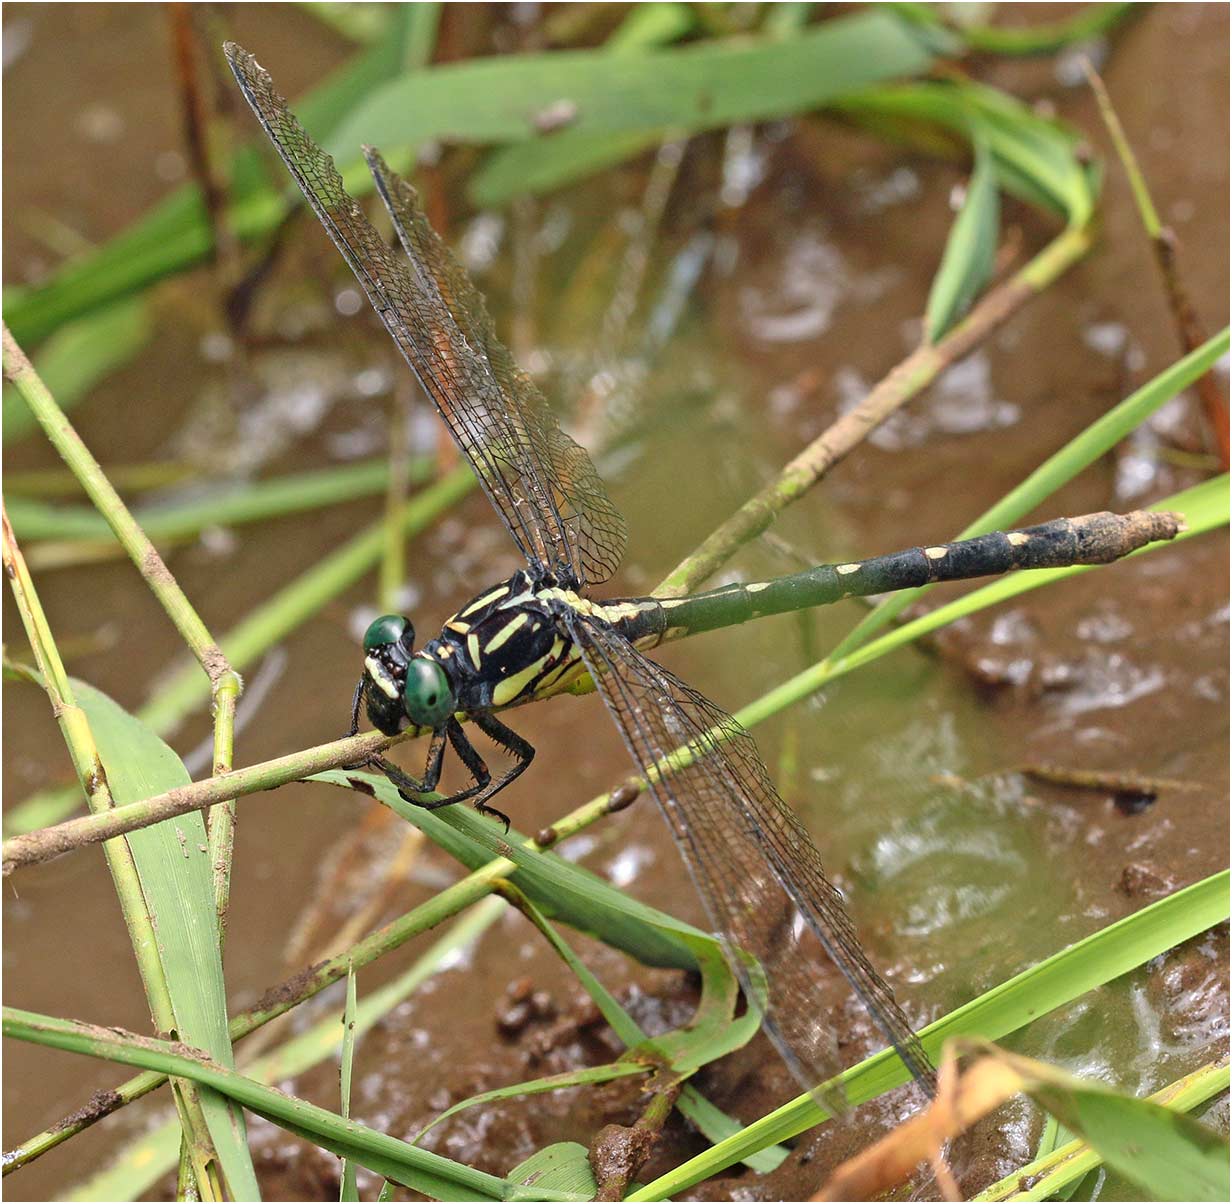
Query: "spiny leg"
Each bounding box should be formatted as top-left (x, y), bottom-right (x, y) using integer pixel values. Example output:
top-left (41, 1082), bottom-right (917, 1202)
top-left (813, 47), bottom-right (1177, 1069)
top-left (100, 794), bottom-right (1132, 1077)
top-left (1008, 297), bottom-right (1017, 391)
top-left (347, 677), bottom-right (365, 738)
top-left (342, 677), bottom-right (369, 770)
top-left (401, 718), bottom-right (496, 811)
top-left (412, 715), bottom-right (536, 831)
top-left (466, 713), bottom-right (535, 829)
top-left (366, 729), bottom-right (447, 803)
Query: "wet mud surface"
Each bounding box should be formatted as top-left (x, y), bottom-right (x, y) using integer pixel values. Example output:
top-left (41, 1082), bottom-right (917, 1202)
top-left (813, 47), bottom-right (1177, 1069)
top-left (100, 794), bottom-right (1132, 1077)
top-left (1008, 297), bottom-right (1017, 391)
top-left (3, 4), bottom-right (1228, 1200)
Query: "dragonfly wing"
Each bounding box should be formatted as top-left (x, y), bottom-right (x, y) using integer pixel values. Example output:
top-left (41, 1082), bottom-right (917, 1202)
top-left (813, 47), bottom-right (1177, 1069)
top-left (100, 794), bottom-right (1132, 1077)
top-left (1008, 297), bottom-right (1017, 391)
top-left (225, 43), bottom-right (626, 588)
top-left (363, 149), bottom-right (627, 588)
top-left (564, 612), bottom-right (936, 1110)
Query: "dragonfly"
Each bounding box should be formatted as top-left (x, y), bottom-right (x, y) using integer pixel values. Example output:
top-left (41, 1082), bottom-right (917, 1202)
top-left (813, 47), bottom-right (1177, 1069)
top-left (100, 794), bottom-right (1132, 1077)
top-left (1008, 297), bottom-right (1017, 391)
top-left (226, 43), bottom-right (1179, 1110)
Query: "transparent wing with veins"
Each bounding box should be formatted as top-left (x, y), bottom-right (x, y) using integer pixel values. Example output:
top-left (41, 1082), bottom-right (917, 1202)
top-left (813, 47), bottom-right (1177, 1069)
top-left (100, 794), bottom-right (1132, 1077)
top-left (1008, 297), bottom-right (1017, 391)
top-left (225, 43), bottom-right (626, 589)
top-left (565, 612), bottom-right (937, 1112)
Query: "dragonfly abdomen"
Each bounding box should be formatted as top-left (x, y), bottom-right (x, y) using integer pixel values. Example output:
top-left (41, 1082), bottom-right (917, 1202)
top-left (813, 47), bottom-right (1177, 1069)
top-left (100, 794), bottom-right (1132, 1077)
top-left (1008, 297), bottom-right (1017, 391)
top-left (612, 510), bottom-right (1181, 644)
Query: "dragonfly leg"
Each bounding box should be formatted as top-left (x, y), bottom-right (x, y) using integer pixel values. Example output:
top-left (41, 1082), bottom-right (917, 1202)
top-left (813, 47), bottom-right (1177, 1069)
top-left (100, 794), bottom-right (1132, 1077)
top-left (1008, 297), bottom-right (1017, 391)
top-left (364, 730), bottom-right (447, 802)
top-left (347, 677), bottom-right (365, 738)
top-left (382, 717), bottom-right (535, 832)
top-left (341, 677), bottom-right (373, 769)
top-left (467, 713), bottom-right (535, 830)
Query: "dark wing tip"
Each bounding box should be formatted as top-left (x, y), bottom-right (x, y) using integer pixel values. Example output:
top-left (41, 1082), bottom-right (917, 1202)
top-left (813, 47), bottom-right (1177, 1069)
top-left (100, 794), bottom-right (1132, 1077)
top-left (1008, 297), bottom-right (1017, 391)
top-left (222, 41), bottom-right (252, 72)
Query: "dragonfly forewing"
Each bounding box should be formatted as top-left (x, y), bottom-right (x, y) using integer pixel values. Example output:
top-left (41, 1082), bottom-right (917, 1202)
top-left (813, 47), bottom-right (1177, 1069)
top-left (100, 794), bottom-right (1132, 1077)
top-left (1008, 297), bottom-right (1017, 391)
top-left (225, 43), bottom-right (626, 589)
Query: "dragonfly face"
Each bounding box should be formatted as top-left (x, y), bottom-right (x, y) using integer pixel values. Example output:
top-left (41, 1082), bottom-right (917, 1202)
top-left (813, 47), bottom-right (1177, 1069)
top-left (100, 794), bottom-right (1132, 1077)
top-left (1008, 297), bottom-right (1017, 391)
top-left (360, 613), bottom-right (417, 734)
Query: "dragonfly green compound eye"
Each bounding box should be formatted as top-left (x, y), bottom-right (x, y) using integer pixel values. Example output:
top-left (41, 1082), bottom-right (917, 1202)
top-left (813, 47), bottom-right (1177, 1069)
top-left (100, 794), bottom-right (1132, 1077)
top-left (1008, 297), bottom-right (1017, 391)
top-left (363, 614), bottom-right (410, 652)
top-left (403, 658), bottom-right (454, 727)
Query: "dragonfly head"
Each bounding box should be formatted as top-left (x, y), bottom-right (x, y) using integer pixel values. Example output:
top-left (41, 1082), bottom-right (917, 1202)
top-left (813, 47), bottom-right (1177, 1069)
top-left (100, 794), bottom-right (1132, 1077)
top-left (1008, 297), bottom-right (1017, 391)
top-left (361, 613), bottom-right (417, 735)
top-left (360, 614), bottom-right (455, 733)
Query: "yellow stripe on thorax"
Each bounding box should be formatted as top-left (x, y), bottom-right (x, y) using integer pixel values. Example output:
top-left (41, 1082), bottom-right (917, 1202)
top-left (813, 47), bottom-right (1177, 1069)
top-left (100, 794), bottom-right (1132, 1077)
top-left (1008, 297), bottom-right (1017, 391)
top-left (486, 612), bottom-right (530, 653)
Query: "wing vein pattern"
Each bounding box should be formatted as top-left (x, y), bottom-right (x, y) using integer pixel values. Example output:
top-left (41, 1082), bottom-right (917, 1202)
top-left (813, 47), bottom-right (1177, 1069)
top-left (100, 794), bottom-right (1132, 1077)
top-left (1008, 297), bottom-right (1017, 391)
top-left (565, 612), bottom-right (936, 1106)
top-left (225, 44), bottom-right (626, 588)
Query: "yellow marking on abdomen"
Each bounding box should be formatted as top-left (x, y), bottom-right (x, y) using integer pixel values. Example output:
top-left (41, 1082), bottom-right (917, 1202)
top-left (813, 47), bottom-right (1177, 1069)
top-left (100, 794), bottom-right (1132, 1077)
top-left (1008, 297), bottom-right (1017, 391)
top-left (746, 581), bottom-right (770, 592)
top-left (837, 563), bottom-right (860, 575)
top-left (925, 546), bottom-right (948, 560)
top-left (1008, 531), bottom-right (1029, 546)
top-left (486, 613), bottom-right (530, 653)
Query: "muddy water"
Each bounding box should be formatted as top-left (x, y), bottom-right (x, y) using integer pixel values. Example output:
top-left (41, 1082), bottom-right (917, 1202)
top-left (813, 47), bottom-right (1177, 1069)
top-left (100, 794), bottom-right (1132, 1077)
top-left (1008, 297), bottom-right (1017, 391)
top-left (3, 4), bottom-right (1228, 1201)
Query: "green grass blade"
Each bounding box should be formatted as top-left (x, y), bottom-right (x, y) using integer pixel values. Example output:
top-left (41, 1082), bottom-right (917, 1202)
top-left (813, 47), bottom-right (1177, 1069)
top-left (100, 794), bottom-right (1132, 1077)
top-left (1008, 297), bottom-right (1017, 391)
top-left (339, 963), bottom-right (359, 1202)
top-left (833, 327), bottom-right (1230, 659)
top-left (415, 1065), bottom-right (645, 1148)
top-left (3, 1007), bottom-right (530, 1202)
top-left (976, 1060), bottom-right (1231, 1202)
top-left (1028, 1077), bottom-right (1229, 1202)
top-left (629, 871), bottom-right (1229, 1198)
top-left (835, 79), bottom-right (1095, 223)
top-left (314, 770), bottom-right (702, 972)
top-left (464, 10), bottom-right (942, 204)
top-left (319, 775), bottom-right (787, 1172)
top-left (506, 1144), bottom-right (597, 1201)
top-left (2, 298), bottom-right (150, 444)
top-left (66, 896), bottom-right (508, 1201)
top-left (71, 681), bottom-right (259, 1201)
top-left (891, 1), bottom-right (1139, 56)
top-left (6, 457), bottom-right (423, 543)
top-left (925, 135), bottom-right (1000, 341)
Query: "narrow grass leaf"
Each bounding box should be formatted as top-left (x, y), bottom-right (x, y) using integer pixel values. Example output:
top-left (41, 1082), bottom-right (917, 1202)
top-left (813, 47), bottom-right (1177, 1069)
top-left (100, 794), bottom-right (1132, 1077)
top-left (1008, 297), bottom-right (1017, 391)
top-left (466, 10), bottom-right (942, 204)
top-left (334, 11), bottom-right (939, 152)
top-left (68, 897), bottom-right (507, 1201)
top-left (2, 298), bottom-right (150, 443)
top-left (313, 770), bottom-right (700, 971)
top-left (507, 883), bottom-right (761, 1074)
top-left (414, 1065), bottom-right (645, 1148)
top-left (318, 775), bottom-right (785, 1171)
top-left (628, 871), bottom-right (1229, 1198)
top-left (925, 136), bottom-right (1000, 341)
top-left (891, 1), bottom-right (1139, 56)
top-left (3, 27), bottom-right (417, 345)
top-left (6, 457), bottom-right (421, 543)
top-left (507, 1143), bottom-right (597, 1200)
top-left (3, 1007), bottom-right (524, 1203)
top-left (1029, 1078), bottom-right (1229, 1202)
top-left (72, 681), bottom-right (258, 1200)
top-left (471, 0), bottom-right (695, 206)
top-left (339, 962), bottom-right (359, 1202)
top-left (835, 79), bottom-right (1095, 224)
top-left (976, 1060), bottom-right (1231, 1202)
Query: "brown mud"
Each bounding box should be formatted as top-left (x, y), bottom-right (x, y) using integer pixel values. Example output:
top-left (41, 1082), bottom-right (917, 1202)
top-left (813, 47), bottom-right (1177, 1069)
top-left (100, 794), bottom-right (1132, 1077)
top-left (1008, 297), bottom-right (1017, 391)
top-left (3, 4), bottom-right (1228, 1200)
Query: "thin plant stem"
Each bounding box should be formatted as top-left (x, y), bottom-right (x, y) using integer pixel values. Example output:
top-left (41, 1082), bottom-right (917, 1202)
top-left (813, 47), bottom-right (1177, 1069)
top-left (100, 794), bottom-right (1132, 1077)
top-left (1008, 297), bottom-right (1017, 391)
top-left (1081, 57), bottom-right (1229, 466)
top-left (0, 507), bottom-right (223, 1193)
top-left (972, 1058), bottom-right (1231, 1202)
top-left (379, 380), bottom-right (413, 612)
top-left (2, 323), bottom-right (244, 937)
top-left (2, 325), bottom-right (233, 691)
top-left (2, 727), bottom-right (408, 873)
top-left (1, 1007), bottom-right (516, 1202)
